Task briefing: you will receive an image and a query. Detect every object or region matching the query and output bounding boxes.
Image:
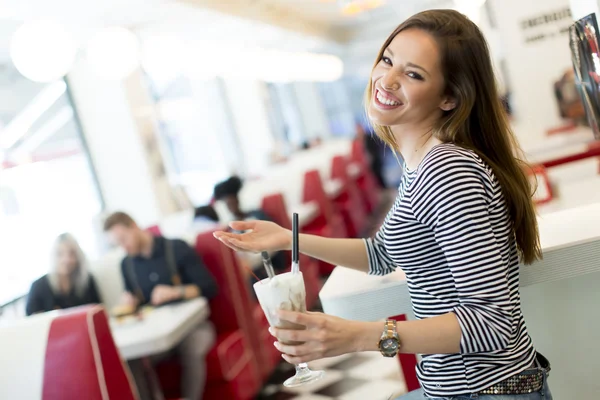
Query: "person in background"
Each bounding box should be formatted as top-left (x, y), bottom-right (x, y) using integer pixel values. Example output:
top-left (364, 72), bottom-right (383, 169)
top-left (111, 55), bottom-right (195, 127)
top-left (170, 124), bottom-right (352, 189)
top-left (193, 204), bottom-right (219, 223)
top-left (104, 211), bottom-right (217, 400)
top-left (26, 233), bottom-right (101, 316)
top-left (358, 122), bottom-right (388, 189)
top-left (213, 176), bottom-right (287, 280)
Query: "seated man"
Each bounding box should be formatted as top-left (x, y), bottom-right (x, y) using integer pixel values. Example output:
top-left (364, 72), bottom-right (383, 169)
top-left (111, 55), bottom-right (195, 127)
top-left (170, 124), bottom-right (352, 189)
top-left (104, 212), bottom-right (217, 400)
top-left (213, 176), bottom-right (288, 281)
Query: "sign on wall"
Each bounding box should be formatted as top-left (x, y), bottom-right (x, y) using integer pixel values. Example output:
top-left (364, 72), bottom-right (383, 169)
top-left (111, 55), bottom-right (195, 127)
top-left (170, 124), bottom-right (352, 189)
top-left (519, 7), bottom-right (573, 44)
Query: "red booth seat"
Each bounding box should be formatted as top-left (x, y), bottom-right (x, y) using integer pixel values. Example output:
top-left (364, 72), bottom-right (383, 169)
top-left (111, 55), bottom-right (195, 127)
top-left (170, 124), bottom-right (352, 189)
top-left (157, 231), bottom-right (267, 400)
top-left (302, 169), bottom-right (348, 275)
top-left (202, 230), bottom-right (282, 388)
top-left (0, 305), bottom-right (138, 400)
top-left (351, 138), bottom-right (382, 213)
top-left (331, 155), bottom-right (368, 237)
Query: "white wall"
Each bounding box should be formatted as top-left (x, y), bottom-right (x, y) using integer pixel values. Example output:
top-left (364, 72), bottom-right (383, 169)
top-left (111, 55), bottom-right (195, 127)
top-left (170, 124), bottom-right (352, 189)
top-left (521, 271), bottom-right (600, 398)
top-left (223, 79), bottom-right (275, 178)
top-left (569, 0), bottom-right (600, 19)
top-left (68, 62), bottom-right (162, 227)
top-left (490, 0), bottom-right (574, 148)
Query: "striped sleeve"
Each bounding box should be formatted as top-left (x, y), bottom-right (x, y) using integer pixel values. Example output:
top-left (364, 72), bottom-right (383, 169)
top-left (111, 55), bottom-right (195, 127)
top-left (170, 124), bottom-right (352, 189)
top-left (410, 156), bottom-right (514, 353)
top-left (364, 228), bottom-right (397, 276)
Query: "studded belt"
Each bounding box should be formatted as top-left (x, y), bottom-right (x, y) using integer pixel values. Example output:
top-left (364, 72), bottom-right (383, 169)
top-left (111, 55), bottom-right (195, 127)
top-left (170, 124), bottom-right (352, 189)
top-left (478, 353), bottom-right (551, 396)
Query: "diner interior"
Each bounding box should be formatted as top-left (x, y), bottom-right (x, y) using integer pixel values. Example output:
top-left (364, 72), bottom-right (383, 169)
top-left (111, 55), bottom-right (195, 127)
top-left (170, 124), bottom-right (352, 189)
top-left (0, 0), bottom-right (599, 399)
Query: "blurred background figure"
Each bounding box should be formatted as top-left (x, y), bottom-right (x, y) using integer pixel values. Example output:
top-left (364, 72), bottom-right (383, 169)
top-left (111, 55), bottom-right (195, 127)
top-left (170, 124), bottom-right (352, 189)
top-left (104, 211), bottom-right (217, 400)
top-left (26, 233), bottom-right (101, 316)
top-left (213, 176), bottom-right (288, 281)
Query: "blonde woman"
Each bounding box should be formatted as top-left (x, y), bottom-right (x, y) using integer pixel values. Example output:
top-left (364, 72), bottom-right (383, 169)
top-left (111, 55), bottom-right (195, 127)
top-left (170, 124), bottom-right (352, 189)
top-left (26, 233), bottom-right (101, 315)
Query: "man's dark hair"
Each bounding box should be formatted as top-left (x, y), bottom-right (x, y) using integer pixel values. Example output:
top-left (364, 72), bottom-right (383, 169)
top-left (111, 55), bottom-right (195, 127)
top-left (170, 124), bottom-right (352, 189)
top-left (103, 211), bottom-right (136, 231)
top-left (213, 176), bottom-right (243, 200)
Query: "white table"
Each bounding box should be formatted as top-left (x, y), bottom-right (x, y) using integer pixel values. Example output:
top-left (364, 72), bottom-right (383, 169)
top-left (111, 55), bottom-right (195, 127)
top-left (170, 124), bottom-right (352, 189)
top-left (288, 201), bottom-right (320, 228)
top-left (319, 202), bottom-right (600, 322)
top-left (111, 298), bottom-right (210, 360)
top-left (324, 179), bottom-right (344, 198)
top-left (348, 162), bottom-right (362, 179)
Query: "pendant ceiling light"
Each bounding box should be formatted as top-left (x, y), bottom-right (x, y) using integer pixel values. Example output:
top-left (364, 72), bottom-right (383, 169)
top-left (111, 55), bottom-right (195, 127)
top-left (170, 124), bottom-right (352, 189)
top-left (337, 0), bottom-right (387, 16)
top-left (10, 20), bottom-right (76, 83)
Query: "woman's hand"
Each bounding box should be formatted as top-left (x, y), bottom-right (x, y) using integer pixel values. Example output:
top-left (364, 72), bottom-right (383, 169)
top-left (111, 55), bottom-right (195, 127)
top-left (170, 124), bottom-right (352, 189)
top-left (269, 310), bottom-right (369, 364)
top-left (213, 220), bottom-right (292, 253)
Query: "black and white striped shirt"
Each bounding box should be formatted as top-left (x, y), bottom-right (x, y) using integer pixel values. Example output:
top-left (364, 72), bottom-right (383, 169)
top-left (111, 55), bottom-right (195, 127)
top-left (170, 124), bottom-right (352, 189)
top-left (365, 143), bottom-right (535, 397)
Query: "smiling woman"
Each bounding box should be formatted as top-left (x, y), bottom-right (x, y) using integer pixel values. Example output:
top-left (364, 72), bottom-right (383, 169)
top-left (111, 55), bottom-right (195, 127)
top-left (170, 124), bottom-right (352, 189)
top-left (214, 9), bottom-right (552, 400)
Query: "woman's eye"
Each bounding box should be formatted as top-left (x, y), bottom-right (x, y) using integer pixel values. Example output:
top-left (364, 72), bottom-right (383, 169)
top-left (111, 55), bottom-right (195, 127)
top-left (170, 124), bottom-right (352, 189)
top-left (381, 56), bottom-right (392, 65)
top-left (407, 71), bottom-right (423, 80)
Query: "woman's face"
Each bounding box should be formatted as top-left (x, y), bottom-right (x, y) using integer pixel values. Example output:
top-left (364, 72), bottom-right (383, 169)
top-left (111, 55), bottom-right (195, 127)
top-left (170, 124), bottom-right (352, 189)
top-left (56, 242), bottom-right (78, 275)
top-left (368, 28), bottom-right (455, 128)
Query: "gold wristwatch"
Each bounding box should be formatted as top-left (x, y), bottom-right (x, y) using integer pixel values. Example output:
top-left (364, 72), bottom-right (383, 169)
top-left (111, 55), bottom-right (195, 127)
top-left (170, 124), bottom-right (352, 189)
top-left (378, 319), bottom-right (401, 357)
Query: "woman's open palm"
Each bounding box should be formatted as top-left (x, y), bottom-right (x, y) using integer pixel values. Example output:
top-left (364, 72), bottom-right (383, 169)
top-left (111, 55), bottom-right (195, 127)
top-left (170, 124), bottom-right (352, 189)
top-left (213, 220), bottom-right (292, 253)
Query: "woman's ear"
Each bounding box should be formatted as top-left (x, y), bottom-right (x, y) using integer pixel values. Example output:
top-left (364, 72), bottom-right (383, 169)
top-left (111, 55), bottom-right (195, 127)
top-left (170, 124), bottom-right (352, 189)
top-left (439, 96), bottom-right (457, 112)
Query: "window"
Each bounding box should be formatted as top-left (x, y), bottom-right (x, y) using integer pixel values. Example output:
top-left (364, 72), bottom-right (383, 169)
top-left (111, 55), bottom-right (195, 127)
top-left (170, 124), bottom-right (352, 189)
top-left (144, 72), bottom-right (239, 205)
top-left (267, 83), bottom-right (307, 148)
top-left (317, 80), bottom-right (357, 137)
top-left (0, 66), bottom-right (103, 306)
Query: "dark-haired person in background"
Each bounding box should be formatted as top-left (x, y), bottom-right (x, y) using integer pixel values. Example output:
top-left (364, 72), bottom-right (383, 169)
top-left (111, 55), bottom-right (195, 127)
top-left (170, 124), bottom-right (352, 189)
top-left (104, 211), bottom-right (217, 400)
top-left (26, 233), bottom-right (101, 316)
top-left (213, 176), bottom-right (287, 281)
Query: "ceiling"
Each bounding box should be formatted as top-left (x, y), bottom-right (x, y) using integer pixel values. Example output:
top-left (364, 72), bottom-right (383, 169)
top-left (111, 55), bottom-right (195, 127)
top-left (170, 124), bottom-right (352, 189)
top-left (0, 0), bottom-right (459, 162)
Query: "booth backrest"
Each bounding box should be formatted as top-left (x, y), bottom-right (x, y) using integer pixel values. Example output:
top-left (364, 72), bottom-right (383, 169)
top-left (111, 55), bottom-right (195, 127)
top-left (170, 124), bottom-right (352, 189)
top-left (195, 230), bottom-right (254, 335)
top-left (0, 305), bottom-right (137, 400)
top-left (89, 249), bottom-right (126, 311)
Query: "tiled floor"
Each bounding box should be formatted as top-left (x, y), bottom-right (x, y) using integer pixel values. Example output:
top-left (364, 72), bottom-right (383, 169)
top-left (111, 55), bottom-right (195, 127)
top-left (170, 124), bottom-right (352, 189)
top-left (256, 353), bottom-right (407, 400)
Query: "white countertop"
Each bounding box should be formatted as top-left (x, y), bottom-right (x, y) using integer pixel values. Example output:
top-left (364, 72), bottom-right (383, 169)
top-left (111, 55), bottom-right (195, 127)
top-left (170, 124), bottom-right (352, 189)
top-left (537, 203), bottom-right (600, 251)
top-left (320, 203), bottom-right (600, 322)
top-left (111, 298), bottom-right (209, 359)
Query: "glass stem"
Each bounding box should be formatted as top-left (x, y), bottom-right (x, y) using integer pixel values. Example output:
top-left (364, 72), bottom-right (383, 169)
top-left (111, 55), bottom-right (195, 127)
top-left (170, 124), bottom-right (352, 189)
top-left (295, 363), bottom-right (311, 376)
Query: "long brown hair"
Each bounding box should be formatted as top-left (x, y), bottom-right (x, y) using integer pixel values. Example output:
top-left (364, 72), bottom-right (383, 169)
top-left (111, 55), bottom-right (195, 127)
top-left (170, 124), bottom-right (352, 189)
top-left (365, 9), bottom-right (541, 264)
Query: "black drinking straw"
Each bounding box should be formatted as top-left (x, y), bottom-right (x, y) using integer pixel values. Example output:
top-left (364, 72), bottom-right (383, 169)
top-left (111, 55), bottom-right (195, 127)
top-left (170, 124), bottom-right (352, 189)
top-left (292, 213), bottom-right (299, 274)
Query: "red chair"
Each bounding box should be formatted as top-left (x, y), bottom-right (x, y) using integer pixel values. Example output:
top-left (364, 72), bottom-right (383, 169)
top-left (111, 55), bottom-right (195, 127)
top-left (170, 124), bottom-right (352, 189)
top-left (589, 140), bottom-right (600, 174)
top-left (302, 170), bottom-right (347, 275)
top-left (331, 155), bottom-right (368, 237)
top-left (196, 231), bottom-right (279, 383)
top-left (156, 232), bottom-right (264, 400)
top-left (528, 165), bottom-right (553, 206)
top-left (0, 305), bottom-right (138, 400)
top-left (351, 139), bottom-right (382, 213)
top-left (145, 225), bottom-right (162, 236)
top-left (261, 193), bottom-right (323, 308)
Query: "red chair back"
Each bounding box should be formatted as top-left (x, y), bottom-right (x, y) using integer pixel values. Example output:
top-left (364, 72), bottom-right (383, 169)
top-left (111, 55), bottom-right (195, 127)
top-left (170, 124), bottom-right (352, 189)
top-left (261, 193), bottom-right (292, 230)
top-left (351, 138), bottom-right (368, 171)
top-left (195, 231), bottom-right (253, 335)
top-left (145, 225), bottom-right (162, 236)
top-left (302, 169), bottom-right (334, 222)
top-left (0, 305), bottom-right (137, 400)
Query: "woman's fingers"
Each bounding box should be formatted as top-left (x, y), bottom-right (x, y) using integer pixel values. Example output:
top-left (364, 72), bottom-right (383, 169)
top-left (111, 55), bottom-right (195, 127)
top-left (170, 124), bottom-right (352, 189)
top-left (229, 220), bottom-right (256, 231)
top-left (213, 231), bottom-right (240, 241)
top-left (213, 236), bottom-right (247, 253)
top-left (282, 353), bottom-right (318, 364)
top-left (273, 341), bottom-right (323, 358)
top-left (277, 310), bottom-right (314, 326)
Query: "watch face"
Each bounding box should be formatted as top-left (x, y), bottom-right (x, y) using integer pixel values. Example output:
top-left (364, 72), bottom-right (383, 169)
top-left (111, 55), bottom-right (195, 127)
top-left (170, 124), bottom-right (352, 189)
top-left (381, 338), bottom-right (399, 355)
